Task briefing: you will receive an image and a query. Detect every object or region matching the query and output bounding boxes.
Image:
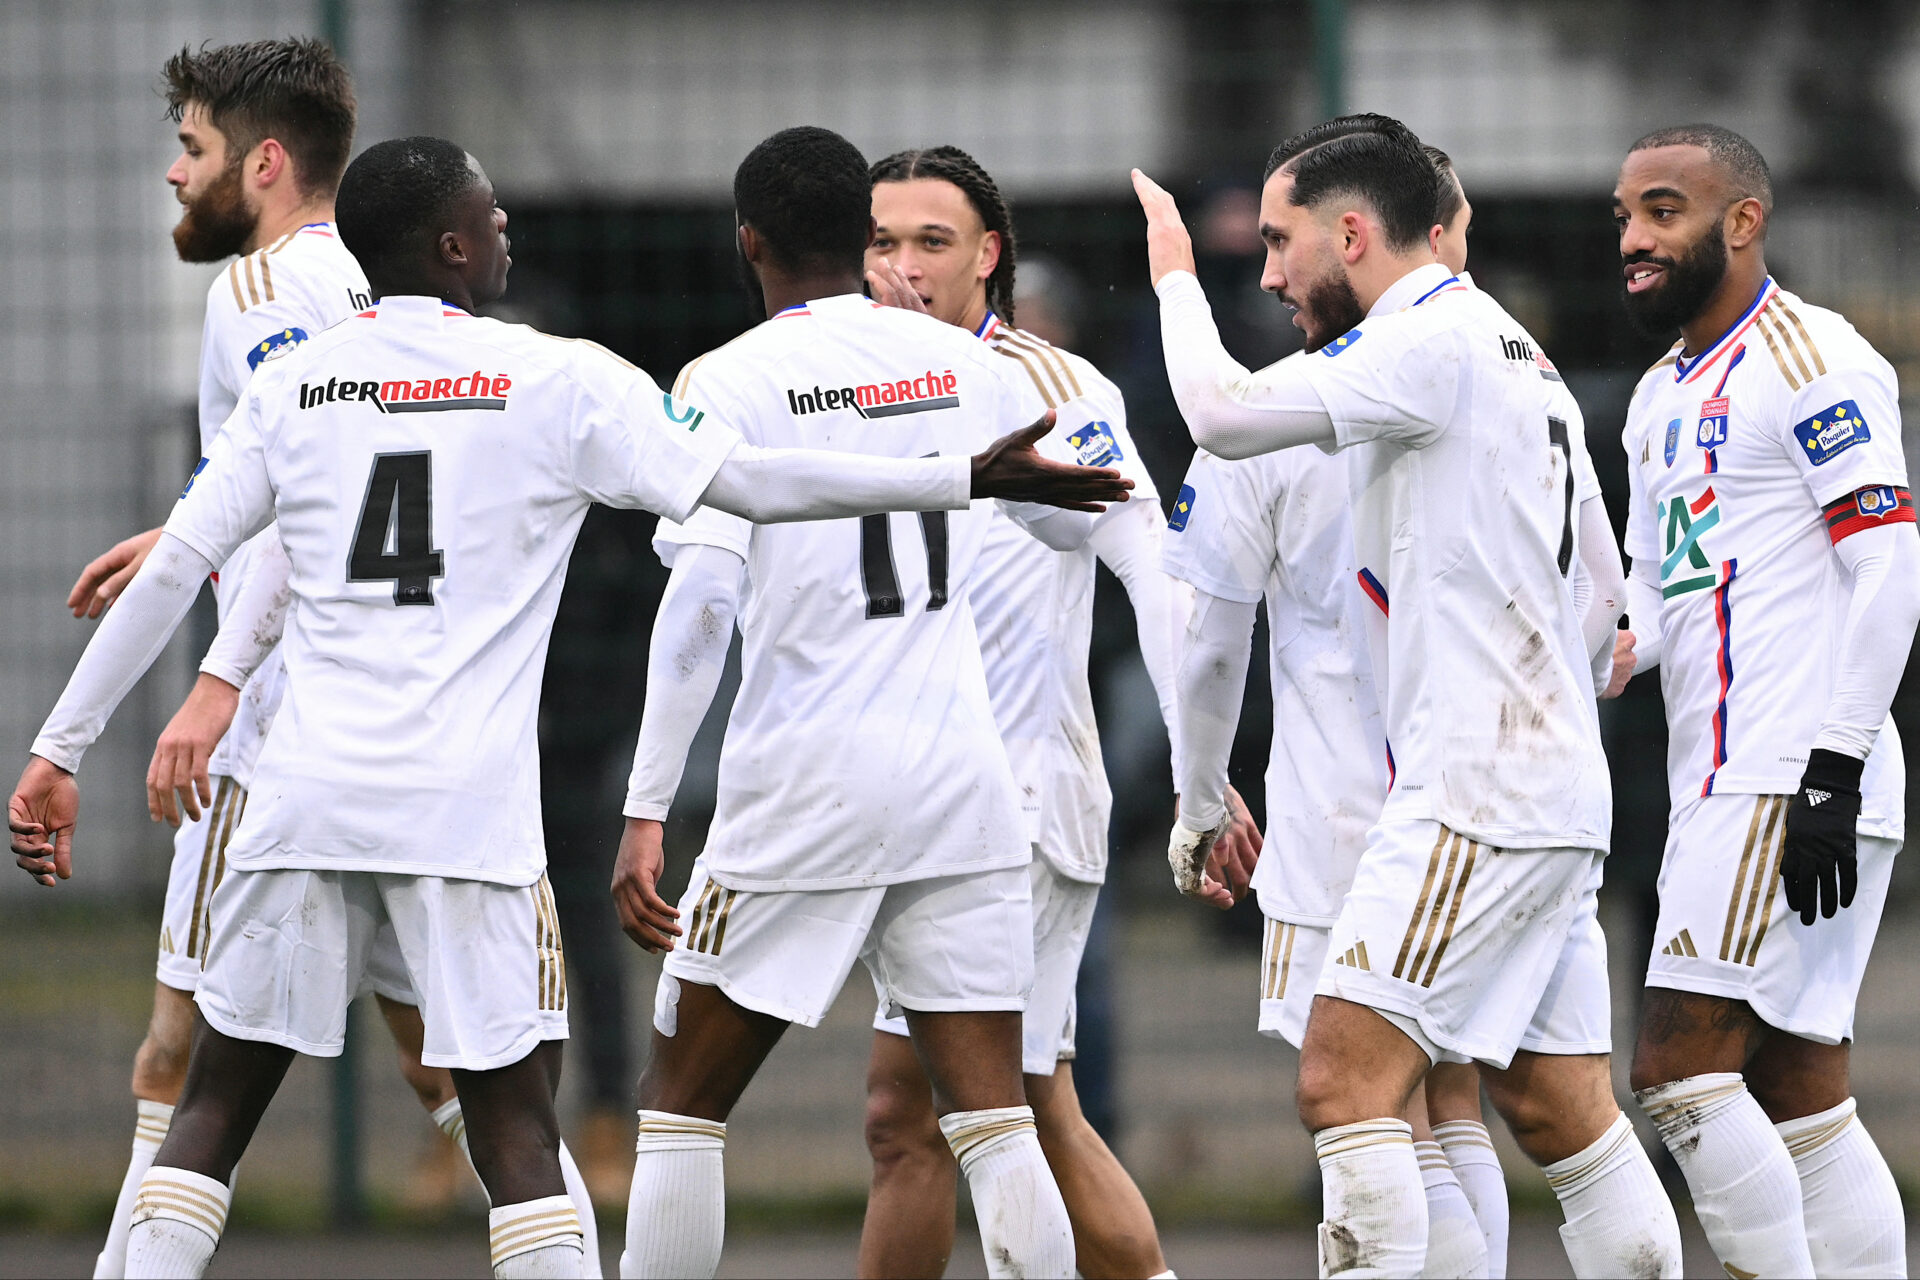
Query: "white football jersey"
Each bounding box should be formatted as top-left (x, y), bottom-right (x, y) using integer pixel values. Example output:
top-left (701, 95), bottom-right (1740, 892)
top-left (1295, 263), bottom-right (1610, 851)
top-left (164, 294), bottom-right (739, 884)
top-left (1623, 277), bottom-right (1906, 834)
top-left (653, 294), bottom-right (1064, 892)
top-left (967, 314), bottom-right (1158, 882)
top-left (196, 223), bottom-right (372, 783)
top-left (1162, 447), bottom-right (1387, 924)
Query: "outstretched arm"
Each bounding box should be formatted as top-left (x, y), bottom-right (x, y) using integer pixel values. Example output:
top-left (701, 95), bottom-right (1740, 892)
top-left (1088, 497), bottom-right (1191, 768)
top-left (614, 543), bottom-right (746, 952)
top-left (1167, 590), bottom-right (1259, 907)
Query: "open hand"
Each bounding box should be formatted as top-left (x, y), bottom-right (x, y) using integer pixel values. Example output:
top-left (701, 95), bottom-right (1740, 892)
top-left (971, 410), bottom-right (1133, 512)
top-left (1132, 169), bottom-right (1197, 286)
top-left (866, 258), bottom-right (930, 314)
top-left (10, 757), bottom-right (78, 887)
top-left (148, 674), bottom-right (241, 827)
top-left (611, 817), bottom-right (682, 953)
top-left (68, 527), bottom-right (164, 619)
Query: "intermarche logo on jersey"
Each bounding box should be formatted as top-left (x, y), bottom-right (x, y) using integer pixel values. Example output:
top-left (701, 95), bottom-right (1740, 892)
top-left (298, 372), bottom-right (512, 413)
top-left (785, 370), bottom-right (959, 419)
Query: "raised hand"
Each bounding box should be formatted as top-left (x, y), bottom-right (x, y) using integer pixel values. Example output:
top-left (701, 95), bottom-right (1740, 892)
top-left (611, 816), bottom-right (683, 953)
top-left (148, 674), bottom-right (241, 827)
top-left (866, 258), bottom-right (930, 314)
top-left (10, 757), bottom-right (78, 887)
top-left (1132, 169), bottom-right (1197, 287)
top-left (971, 410), bottom-right (1133, 512)
top-left (68, 527), bottom-right (164, 619)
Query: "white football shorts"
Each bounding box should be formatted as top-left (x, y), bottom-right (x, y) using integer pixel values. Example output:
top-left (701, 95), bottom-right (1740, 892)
top-left (1646, 792), bottom-right (1898, 1044)
top-left (1257, 914), bottom-right (1476, 1063)
top-left (196, 865), bottom-right (566, 1070)
top-left (158, 777), bottom-right (414, 1006)
top-left (657, 855), bottom-right (1033, 1034)
top-left (873, 852), bottom-right (1093, 1075)
top-left (1315, 820), bottom-right (1610, 1068)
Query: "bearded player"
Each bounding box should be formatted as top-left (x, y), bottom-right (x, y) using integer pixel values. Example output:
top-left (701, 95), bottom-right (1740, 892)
top-left (1614, 124), bottom-right (1915, 1279)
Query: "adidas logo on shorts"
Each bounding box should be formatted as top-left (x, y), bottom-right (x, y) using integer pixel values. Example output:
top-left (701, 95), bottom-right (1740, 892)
top-left (1333, 941), bottom-right (1372, 971)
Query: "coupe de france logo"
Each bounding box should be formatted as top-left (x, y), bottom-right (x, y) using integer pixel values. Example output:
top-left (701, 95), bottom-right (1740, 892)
top-left (1793, 400), bottom-right (1870, 466)
top-left (246, 327), bottom-right (309, 370)
top-left (1068, 420), bottom-right (1123, 467)
top-left (1322, 329), bottom-right (1363, 357)
top-left (1167, 483), bottom-right (1196, 532)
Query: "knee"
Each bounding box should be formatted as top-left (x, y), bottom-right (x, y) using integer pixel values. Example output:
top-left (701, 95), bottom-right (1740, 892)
top-left (1627, 1044), bottom-right (1685, 1097)
top-left (864, 1081), bottom-right (947, 1173)
top-left (132, 1029), bottom-right (191, 1099)
top-left (1296, 1052), bottom-right (1364, 1133)
top-left (398, 1056), bottom-right (456, 1113)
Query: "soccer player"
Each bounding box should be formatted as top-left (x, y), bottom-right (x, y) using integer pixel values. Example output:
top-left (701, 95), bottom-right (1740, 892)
top-left (1136, 118), bottom-right (1682, 1277)
top-left (10, 134), bottom-right (1126, 1280)
top-left (610, 127), bottom-right (1125, 1280)
top-left (1613, 124), bottom-right (1915, 1279)
top-left (62, 40), bottom-right (564, 1275)
top-left (854, 145), bottom-right (1202, 1280)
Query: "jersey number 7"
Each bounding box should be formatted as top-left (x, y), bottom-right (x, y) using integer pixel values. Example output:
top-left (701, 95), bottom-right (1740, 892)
top-left (1547, 416), bottom-right (1574, 577)
top-left (348, 451), bottom-right (445, 606)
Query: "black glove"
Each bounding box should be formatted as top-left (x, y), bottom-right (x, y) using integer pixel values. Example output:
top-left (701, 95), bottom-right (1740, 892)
top-left (1780, 748), bottom-right (1864, 925)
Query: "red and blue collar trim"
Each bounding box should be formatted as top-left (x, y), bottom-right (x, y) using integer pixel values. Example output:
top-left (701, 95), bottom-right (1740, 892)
top-left (1675, 277), bottom-right (1775, 384)
top-left (1409, 275), bottom-right (1466, 308)
top-left (974, 310), bottom-right (1001, 341)
top-left (774, 302), bottom-right (811, 319)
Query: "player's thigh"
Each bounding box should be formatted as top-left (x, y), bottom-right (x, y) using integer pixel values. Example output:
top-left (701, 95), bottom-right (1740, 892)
top-left (1315, 820), bottom-right (1597, 1069)
top-left (1745, 1032), bottom-right (1851, 1122)
top-left (864, 1027), bottom-right (944, 1157)
top-left (1297, 995), bottom-right (1432, 1128)
top-left (156, 776), bottom-right (246, 994)
top-left (1022, 858), bottom-right (1099, 1078)
top-left (374, 871), bottom-right (568, 1073)
top-left (1423, 1060), bottom-right (1486, 1125)
top-left (904, 1008), bottom-right (1026, 1114)
top-left (194, 865), bottom-right (379, 1058)
top-left (1483, 1050), bottom-right (1616, 1165)
top-left (1258, 914), bottom-right (1330, 1050)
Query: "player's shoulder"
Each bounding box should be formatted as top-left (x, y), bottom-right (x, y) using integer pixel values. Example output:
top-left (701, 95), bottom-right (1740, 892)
top-left (203, 225), bottom-right (368, 331)
top-left (1760, 286), bottom-right (1893, 387)
top-left (987, 323), bottom-right (1118, 408)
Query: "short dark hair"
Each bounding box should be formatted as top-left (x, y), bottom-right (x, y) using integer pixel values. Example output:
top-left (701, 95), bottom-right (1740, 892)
top-left (1263, 114), bottom-right (1439, 252)
top-left (336, 137), bottom-right (479, 274)
top-left (163, 38), bottom-right (356, 197)
top-left (1629, 123), bottom-right (1774, 214)
top-left (734, 126), bottom-right (872, 274)
top-left (1424, 144), bottom-right (1465, 229)
top-left (871, 145), bottom-right (1018, 324)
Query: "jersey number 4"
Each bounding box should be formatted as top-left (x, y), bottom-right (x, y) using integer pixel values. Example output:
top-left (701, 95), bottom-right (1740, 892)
top-left (348, 451), bottom-right (445, 605)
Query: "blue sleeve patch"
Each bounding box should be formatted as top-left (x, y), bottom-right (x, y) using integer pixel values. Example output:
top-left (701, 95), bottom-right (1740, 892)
top-left (1066, 419), bottom-right (1123, 467)
top-left (1793, 400), bottom-right (1870, 466)
top-left (246, 327), bottom-right (310, 370)
top-left (1321, 329), bottom-right (1363, 357)
top-left (661, 392), bottom-right (706, 431)
top-left (1167, 483), bottom-right (1196, 532)
top-left (179, 456), bottom-right (209, 499)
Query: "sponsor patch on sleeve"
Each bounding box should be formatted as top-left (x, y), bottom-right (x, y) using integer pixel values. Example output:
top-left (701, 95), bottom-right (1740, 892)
top-left (1321, 329), bottom-right (1363, 357)
top-left (1167, 483), bottom-right (1196, 532)
top-left (1823, 484), bottom-right (1914, 544)
top-left (246, 327), bottom-right (309, 370)
top-left (1793, 400), bottom-right (1870, 466)
top-left (179, 456), bottom-right (209, 499)
top-left (661, 392), bottom-right (706, 431)
top-left (1066, 419), bottom-right (1123, 467)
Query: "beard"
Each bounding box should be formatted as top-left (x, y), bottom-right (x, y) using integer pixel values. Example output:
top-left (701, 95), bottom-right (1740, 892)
top-left (1296, 267), bottom-right (1368, 353)
top-left (171, 161), bottom-right (256, 263)
top-left (1622, 222), bottom-right (1729, 340)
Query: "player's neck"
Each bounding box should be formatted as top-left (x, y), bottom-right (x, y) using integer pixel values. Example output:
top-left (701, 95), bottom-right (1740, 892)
top-left (952, 292), bottom-right (991, 337)
top-left (244, 196), bottom-right (335, 255)
top-left (757, 266), bottom-right (864, 320)
top-left (1678, 257), bottom-right (1769, 357)
top-left (1349, 250), bottom-right (1439, 316)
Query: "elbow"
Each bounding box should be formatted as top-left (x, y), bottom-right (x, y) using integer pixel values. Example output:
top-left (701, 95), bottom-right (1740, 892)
top-left (1187, 414), bottom-right (1262, 461)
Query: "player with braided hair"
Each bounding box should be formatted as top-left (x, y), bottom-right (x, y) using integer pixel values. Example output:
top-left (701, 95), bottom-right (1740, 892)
top-left (859, 144), bottom-right (1217, 1280)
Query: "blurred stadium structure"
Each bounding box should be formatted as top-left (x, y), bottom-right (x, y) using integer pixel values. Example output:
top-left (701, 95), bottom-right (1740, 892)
top-left (5, 0), bottom-right (1920, 1259)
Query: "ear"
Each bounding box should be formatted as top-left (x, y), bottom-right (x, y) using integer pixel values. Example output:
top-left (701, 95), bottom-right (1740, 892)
top-left (1725, 197), bottom-right (1766, 251)
top-left (438, 229), bottom-right (469, 269)
top-left (977, 228), bottom-right (1001, 282)
top-left (248, 137), bottom-right (290, 190)
top-left (1428, 222), bottom-right (1444, 259)
top-left (737, 222), bottom-right (760, 264)
top-left (1339, 211), bottom-right (1370, 265)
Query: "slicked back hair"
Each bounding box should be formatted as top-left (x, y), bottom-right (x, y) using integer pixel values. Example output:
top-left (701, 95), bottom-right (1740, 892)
top-left (1629, 123), bottom-right (1774, 215)
top-left (336, 137), bottom-right (479, 278)
top-left (163, 38), bottom-right (356, 197)
top-left (1424, 144), bottom-right (1465, 229)
top-left (735, 126), bottom-right (872, 275)
top-left (871, 146), bottom-right (1018, 326)
top-left (1264, 115), bottom-right (1440, 253)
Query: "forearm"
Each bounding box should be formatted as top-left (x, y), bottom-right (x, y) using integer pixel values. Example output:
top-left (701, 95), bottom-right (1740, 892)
top-left (1626, 559), bottom-right (1663, 671)
top-left (1575, 494), bottom-right (1627, 659)
top-left (199, 526), bottom-right (291, 689)
top-left (699, 445), bottom-right (969, 523)
top-left (1155, 271), bottom-right (1336, 459)
top-left (1002, 501), bottom-right (1098, 551)
top-left (32, 534), bottom-right (214, 771)
top-left (1814, 524), bottom-right (1920, 761)
top-left (1090, 500), bottom-right (1192, 769)
top-left (623, 545), bottom-right (745, 818)
top-left (1174, 591), bottom-right (1258, 831)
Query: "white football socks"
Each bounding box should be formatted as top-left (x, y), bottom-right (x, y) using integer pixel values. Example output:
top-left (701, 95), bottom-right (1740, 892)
top-left (490, 1195), bottom-right (584, 1278)
top-left (619, 1110), bottom-right (727, 1279)
top-left (433, 1097), bottom-right (602, 1278)
top-left (1539, 1112), bottom-right (1681, 1279)
top-left (1636, 1073), bottom-right (1813, 1277)
top-left (124, 1166), bottom-right (228, 1279)
top-left (939, 1106), bottom-right (1074, 1280)
top-left (1777, 1097), bottom-right (1908, 1279)
top-left (1430, 1120), bottom-right (1508, 1280)
top-left (1314, 1119), bottom-right (1426, 1278)
top-left (1416, 1140), bottom-right (1489, 1278)
top-left (96, 1099), bottom-right (173, 1278)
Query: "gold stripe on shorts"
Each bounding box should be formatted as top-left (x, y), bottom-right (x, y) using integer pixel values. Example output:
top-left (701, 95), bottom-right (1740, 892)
top-left (1403, 830), bottom-right (1475, 986)
top-left (1737, 798), bottom-right (1790, 967)
top-left (1394, 827), bottom-right (1454, 979)
top-left (1418, 838), bottom-right (1480, 987)
top-left (1262, 919), bottom-right (1300, 1001)
top-left (186, 779), bottom-right (235, 960)
top-left (532, 873), bottom-right (567, 1012)
top-left (1720, 796), bottom-right (1786, 964)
